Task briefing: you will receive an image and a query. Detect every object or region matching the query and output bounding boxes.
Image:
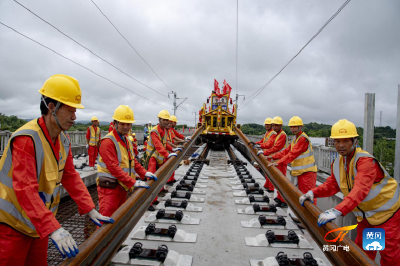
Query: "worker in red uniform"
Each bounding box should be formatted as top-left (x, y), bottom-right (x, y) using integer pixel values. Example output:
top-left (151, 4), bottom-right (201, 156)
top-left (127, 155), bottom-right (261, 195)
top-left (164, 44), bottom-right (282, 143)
top-left (170, 115), bottom-right (191, 143)
top-left (108, 121), bottom-right (114, 132)
top-left (300, 119), bottom-right (400, 266)
top-left (144, 110), bottom-right (183, 211)
top-left (0, 74), bottom-right (114, 264)
top-left (252, 117), bottom-right (277, 192)
top-left (128, 132), bottom-right (139, 156)
top-left (97, 105), bottom-right (157, 218)
top-left (268, 116), bottom-right (317, 204)
top-left (257, 116), bottom-right (288, 207)
top-left (86, 116), bottom-right (101, 170)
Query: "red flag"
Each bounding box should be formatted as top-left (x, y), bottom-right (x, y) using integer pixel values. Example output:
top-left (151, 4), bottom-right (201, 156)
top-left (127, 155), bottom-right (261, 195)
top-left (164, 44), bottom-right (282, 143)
top-left (182, 125), bottom-right (185, 132)
top-left (214, 79), bottom-right (220, 94)
top-left (189, 127), bottom-right (191, 132)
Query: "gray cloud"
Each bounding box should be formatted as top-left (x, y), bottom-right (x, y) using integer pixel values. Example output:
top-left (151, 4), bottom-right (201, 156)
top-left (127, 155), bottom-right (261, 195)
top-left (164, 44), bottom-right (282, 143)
top-left (1, 0), bottom-right (399, 128)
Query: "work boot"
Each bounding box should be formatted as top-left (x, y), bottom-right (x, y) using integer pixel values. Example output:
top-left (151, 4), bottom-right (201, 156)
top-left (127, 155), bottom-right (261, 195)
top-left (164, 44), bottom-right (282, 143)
top-left (274, 198), bottom-right (288, 208)
top-left (153, 200), bottom-right (160, 205)
top-left (266, 188), bottom-right (274, 193)
top-left (166, 180), bottom-right (177, 185)
top-left (148, 205), bottom-right (155, 211)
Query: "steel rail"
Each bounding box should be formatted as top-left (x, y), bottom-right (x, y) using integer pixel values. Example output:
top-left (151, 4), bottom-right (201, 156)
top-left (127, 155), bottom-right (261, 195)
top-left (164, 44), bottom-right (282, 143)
top-left (235, 128), bottom-right (377, 266)
top-left (61, 126), bottom-right (204, 266)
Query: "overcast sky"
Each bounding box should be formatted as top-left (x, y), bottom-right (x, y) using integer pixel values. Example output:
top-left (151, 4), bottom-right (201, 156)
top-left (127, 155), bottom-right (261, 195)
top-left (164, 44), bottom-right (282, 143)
top-left (1, 0), bottom-right (399, 128)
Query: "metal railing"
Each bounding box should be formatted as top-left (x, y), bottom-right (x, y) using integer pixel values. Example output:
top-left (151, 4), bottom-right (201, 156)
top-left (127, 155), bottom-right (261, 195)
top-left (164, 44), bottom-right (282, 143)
top-left (313, 144), bottom-right (339, 174)
top-left (235, 128), bottom-right (377, 266)
top-left (0, 131), bottom-right (12, 156)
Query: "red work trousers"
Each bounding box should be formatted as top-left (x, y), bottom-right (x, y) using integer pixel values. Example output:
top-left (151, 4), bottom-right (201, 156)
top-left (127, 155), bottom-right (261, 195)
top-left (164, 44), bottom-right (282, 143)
top-left (88, 145), bottom-right (99, 167)
top-left (297, 171), bottom-right (317, 205)
top-left (0, 223), bottom-right (48, 266)
top-left (97, 185), bottom-right (127, 217)
top-left (263, 164), bottom-right (287, 203)
top-left (355, 209), bottom-right (400, 266)
top-left (148, 157), bottom-right (165, 204)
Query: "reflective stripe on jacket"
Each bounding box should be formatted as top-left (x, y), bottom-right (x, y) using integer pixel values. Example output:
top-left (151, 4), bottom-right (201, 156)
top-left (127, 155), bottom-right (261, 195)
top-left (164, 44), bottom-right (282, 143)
top-left (89, 126), bottom-right (100, 146)
top-left (145, 125), bottom-right (167, 165)
top-left (290, 132), bottom-right (317, 176)
top-left (271, 130), bottom-right (287, 162)
top-left (0, 119), bottom-right (68, 237)
top-left (97, 131), bottom-right (136, 191)
top-left (262, 129), bottom-right (276, 143)
top-left (333, 147), bottom-right (400, 225)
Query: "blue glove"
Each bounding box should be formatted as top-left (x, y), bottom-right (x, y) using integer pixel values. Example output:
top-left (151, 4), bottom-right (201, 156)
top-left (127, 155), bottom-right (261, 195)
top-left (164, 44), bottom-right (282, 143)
top-left (88, 209), bottom-right (114, 227)
top-left (318, 208), bottom-right (342, 227)
top-left (134, 180), bottom-right (150, 188)
top-left (145, 172), bottom-right (158, 181)
top-left (299, 190), bottom-right (314, 206)
top-left (168, 153), bottom-right (178, 158)
top-left (50, 227), bottom-right (79, 258)
top-left (172, 147), bottom-right (183, 152)
top-left (253, 144), bottom-right (260, 149)
top-left (257, 150), bottom-right (264, 156)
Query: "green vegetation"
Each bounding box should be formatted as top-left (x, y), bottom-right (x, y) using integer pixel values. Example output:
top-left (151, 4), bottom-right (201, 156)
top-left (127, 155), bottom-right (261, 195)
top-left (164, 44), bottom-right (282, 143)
top-left (0, 114), bottom-right (27, 131)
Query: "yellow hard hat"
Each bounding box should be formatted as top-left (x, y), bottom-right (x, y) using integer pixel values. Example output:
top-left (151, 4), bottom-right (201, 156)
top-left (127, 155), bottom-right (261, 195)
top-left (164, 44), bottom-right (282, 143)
top-left (264, 117), bottom-right (272, 124)
top-left (288, 116), bottom-right (303, 126)
top-left (158, 110), bottom-right (171, 120)
top-left (39, 74), bottom-right (84, 109)
top-left (128, 135), bottom-right (134, 142)
top-left (271, 116), bottom-right (283, 125)
top-left (91, 116), bottom-right (98, 122)
top-left (170, 115), bottom-right (178, 122)
top-left (330, 119), bottom-right (359, 139)
top-left (112, 105), bottom-right (135, 123)
top-left (132, 133), bottom-right (136, 137)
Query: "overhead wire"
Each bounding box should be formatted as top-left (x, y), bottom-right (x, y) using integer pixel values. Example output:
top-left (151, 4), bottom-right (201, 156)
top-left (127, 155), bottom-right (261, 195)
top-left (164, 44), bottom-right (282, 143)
top-left (13, 0), bottom-right (169, 99)
top-left (90, 0), bottom-right (173, 94)
top-left (236, 0), bottom-right (239, 97)
top-left (0, 22), bottom-right (172, 110)
top-left (239, 0), bottom-right (351, 110)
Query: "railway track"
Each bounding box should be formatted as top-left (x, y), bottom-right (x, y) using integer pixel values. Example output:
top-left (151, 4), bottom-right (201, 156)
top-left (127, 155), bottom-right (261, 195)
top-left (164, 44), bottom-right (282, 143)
top-left (50, 127), bottom-right (376, 266)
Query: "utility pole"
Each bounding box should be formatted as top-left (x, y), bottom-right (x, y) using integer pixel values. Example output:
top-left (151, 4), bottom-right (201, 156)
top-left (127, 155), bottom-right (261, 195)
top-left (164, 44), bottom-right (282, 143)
top-left (394, 85), bottom-right (400, 182)
top-left (168, 92), bottom-right (187, 115)
top-left (234, 93), bottom-right (245, 110)
top-left (363, 93), bottom-right (375, 154)
top-left (192, 112), bottom-right (197, 128)
top-left (379, 111), bottom-right (382, 127)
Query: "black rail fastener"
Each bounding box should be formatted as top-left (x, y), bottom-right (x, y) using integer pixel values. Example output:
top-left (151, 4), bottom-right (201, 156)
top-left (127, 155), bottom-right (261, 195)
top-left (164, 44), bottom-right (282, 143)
top-left (275, 251), bottom-right (318, 266)
top-left (180, 179), bottom-right (196, 186)
top-left (129, 242), bottom-right (169, 262)
top-left (145, 223), bottom-right (178, 238)
top-left (248, 194), bottom-right (270, 203)
top-left (165, 199), bottom-right (188, 209)
top-left (258, 215), bottom-right (286, 226)
top-left (183, 175), bottom-right (198, 181)
top-left (253, 203), bottom-right (277, 213)
top-left (155, 209), bottom-right (184, 222)
top-left (171, 190), bottom-right (192, 199)
top-left (245, 187), bottom-right (264, 195)
top-left (176, 184), bottom-right (194, 192)
top-left (266, 230), bottom-right (300, 245)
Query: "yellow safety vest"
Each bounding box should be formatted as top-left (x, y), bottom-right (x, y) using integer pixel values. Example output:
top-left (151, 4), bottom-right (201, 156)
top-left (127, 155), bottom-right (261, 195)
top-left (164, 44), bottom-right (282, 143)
top-left (262, 129), bottom-right (276, 143)
top-left (0, 119), bottom-right (69, 237)
top-left (97, 131), bottom-right (136, 191)
top-left (145, 125), bottom-right (167, 165)
top-left (270, 130), bottom-right (287, 162)
top-left (333, 147), bottom-right (400, 225)
top-left (290, 132), bottom-right (317, 176)
top-left (89, 126), bottom-right (100, 146)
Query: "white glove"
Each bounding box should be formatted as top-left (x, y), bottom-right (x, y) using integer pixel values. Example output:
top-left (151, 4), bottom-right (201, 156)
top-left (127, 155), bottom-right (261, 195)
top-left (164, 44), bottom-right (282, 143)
top-left (86, 144), bottom-right (89, 149)
top-left (318, 208), bottom-right (342, 227)
top-left (172, 147), bottom-right (183, 152)
top-left (257, 150), bottom-right (264, 156)
top-left (185, 136), bottom-right (191, 141)
top-left (134, 180), bottom-right (150, 188)
top-left (168, 153), bottom-right (178, 158)
top-left (299, 190), bottom-right (314, 206)
top-left (87, 209), bottom-right (114, 227)
top-left (253, 144), bottom-right (260, 149)
top-left (50, 227), bottom-right (79, 258)
top-left (145, 172), bottom-right (158, 181)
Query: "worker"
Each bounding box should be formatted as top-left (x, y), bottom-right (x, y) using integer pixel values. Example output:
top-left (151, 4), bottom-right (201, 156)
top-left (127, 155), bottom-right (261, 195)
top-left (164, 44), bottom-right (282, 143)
top-left (148, 121), bottom-right (153, 131)
top-left (257, 116), bottom-right (288, 207)
top-left (144, 123), bottom-right (150, 139)
top-left (144, 110), bottom-right (183, 211)
top-left (128, 132), bottom-right (139, 157)
top-left (268, 116), bottom-right (317, 204)
top-left (97, 105), bottom-right (157, 218)
top-left (0, 74), bottom-right (114, 263)
top-left (86, 116), bottom-right (101, 170)
top-left (299, 119), bottom-right (400, 265)
top-left (108, 121), bottom-right (114, 132)
top-left (252, 117), bottom-right (276, 191)
top-left (166, 120), bottom-right (177, 149)
top-left (170, 115), bottom-right (191, 144)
